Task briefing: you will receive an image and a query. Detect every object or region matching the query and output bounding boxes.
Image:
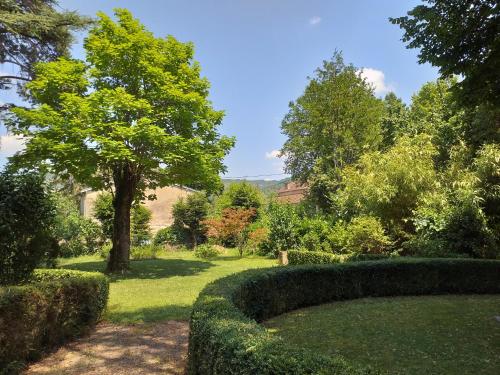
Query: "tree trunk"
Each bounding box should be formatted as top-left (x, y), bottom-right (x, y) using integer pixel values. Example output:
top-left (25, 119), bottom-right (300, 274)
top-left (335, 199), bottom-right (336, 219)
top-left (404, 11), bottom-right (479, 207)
top-left (106, 165), bottom-right (137, 273)
top-left (191, 230), bottom-right (197, 248)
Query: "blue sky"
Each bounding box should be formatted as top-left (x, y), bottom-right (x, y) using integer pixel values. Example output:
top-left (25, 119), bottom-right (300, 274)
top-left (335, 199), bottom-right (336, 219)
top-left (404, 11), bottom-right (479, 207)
top-left (0, 0), bottom-right (439, 178)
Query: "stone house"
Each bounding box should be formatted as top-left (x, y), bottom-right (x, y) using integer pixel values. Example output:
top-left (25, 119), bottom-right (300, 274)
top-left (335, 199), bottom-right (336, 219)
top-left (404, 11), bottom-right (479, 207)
top-left (276, 181), bottom-right (308, 204)
top-left (79, 185), bottom-right (196, 233)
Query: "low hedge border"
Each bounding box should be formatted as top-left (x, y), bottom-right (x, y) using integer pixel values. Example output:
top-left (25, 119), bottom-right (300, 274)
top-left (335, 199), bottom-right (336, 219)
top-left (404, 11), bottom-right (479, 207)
top-left (0, 269), bottom-right (109, 373)
top-left (188, 258), bottom-right (500, 374)
top-left (287, 249), bottom-right (393, 265)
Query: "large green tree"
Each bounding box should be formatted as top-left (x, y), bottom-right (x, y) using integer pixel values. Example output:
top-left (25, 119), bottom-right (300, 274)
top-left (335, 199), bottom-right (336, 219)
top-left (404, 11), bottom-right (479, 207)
top-left (8, 9), bottom-right (234, 271)
top-left (0, 0), bottom-right (92, 96)
top-left (390, 0), bottom-right (500, 106)
top-left (281, 52), bottom-right (384, 209)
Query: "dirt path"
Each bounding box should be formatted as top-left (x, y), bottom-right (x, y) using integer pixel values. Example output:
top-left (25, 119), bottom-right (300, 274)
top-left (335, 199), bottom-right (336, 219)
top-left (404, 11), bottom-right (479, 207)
top-left (24, 321), bottom-right (189, 375)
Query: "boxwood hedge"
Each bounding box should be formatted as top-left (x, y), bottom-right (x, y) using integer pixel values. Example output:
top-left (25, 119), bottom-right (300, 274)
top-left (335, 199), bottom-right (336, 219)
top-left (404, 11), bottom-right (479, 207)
top-left (0, 269), bottom-right (109, 373)
top-left (287, 249), bottom-right (392, 265)
top-left (188, 258), bottom-right (500, 374)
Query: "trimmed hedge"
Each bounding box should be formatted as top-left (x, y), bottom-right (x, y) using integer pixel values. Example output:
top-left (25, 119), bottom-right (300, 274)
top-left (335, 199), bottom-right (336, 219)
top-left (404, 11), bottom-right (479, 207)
top-left (0, 269), bottom-right (109, 373)
top-left (287, 249), bottom-right (392, 265)
top-left (188, 258), bottom-right (500, 374)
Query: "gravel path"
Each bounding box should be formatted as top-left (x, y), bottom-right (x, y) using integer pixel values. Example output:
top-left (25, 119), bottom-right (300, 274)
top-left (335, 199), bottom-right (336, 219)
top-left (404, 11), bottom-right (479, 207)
top-left (24, 321), bottom-right (189, 375)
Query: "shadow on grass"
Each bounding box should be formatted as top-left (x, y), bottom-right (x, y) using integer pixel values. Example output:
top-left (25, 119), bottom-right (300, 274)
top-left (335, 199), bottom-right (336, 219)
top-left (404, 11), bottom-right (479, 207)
top-left (61, 258), bottom-right (214, 281)
top-left (105, 304), bottom-right (193, 323)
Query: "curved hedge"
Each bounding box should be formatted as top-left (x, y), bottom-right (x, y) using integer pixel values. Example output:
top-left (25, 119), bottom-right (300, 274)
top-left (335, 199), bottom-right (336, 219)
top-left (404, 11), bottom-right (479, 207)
top-left (188, 258), bottom-right (500, 374)
top-left (287, 250), bottom-right (393, 265)
top-left (0, 269), bottom-right (109, 373)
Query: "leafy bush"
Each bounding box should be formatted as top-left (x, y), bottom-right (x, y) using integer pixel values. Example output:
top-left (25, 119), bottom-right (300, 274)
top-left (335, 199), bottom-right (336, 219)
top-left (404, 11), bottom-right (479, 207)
top-left (172, 192), bottom-right (210, 248)
top-left (287, 250), bottom-right (393, 265)
top-left (215, 181), bottom-right (263, 216)
top-left (53, 193), bottom-right (103, 257)
top-left (297, 217), bottom-right (335, 252)
top-left (288, 250), bottom-right (342, 265)
top-left (130, 244), bottom-right (161, 260)
top-left (245, 226), bottom-right (269, 254)
top-left (264, 202), bottom-right (300, 255)
top-left (344, 216), bottom-right (392, 254)
top-left (131, 204), bottom-right (152, 246)
top-left (189, 259), bottom-right (500, 374)
top-left (203, 208), bottom-right (255, 256)
top-left (0, 269), bottom-right (109, 371)
top-left (93, 192), bottom-right (153, 246)
top-left (0, 170), bottom-right (58, 285)
top-left (194, 244), bottom-right (220, 259)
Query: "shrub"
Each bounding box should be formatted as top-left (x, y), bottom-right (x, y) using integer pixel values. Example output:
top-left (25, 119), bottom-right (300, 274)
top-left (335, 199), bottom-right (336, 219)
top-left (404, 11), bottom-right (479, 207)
top-left (245, 227), bottom-right (269, 254)
top-left (215, 181), bottom-right (263, 216)
top-left (188, 259), bottom-right (500, 374)
top-left (344, 216), bottom-right (392, 254)
top-left (288, 250), bottom-right (342, 265)
top-left (203, 208), bottom-right (255, 256)
top-left (264, 202), bottom-right (300, 255)
top-left (173, 192), bottom-right (210, 248)
top-left (53, 193), bottom-right (104, 257)
top-left (0, 269), bottom-right (109, 372)
top-left (131, 204), bottom-right (152, 246)
top-left (287, 250), bottom-right (394, 265)
top-left (130, 244), bottom-right (161, 260)
top-left (297, 217), bottom-right (335, 252)
top-left (93, 192), bottom-right (153, 245)
top-left (194, 244), bottom-right (220, 259)
top-left (0, 170), bottom-right (58, 285)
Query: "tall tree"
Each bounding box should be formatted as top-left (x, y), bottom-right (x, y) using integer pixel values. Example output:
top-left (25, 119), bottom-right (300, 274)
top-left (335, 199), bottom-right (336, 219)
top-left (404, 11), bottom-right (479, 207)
top-left (0, 0), bottom-right (92, 97)
top-left (380, 92), bottom-right (409, 150)
top-left (390, 0), bottom-right (500, 106)
top-left (280, 52), bottom-right (384, 209)
top-left (8, 9), bottom-right (234, 271)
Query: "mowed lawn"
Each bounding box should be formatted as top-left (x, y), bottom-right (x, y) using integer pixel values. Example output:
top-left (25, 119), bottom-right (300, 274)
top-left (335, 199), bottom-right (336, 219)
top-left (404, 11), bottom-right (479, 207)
top-left (264, 295), bottom-right (500, 375)
top-left (59, 249), bottom-right (275, 323)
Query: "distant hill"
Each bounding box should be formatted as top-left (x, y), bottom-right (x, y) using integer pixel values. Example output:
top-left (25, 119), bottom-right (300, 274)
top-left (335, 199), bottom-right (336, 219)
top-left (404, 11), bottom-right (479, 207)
top-left (222, 178), bottom-right (290, 194)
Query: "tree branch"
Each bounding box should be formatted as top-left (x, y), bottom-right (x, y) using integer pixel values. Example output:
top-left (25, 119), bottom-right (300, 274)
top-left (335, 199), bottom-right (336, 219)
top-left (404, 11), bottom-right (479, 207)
top-left (0, 75), bottom-right (30, 81)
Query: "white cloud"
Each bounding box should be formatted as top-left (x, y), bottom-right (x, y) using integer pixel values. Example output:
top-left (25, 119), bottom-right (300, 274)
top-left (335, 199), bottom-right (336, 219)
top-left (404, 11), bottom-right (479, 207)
top-left (265, 149), bottom-right (281, 159)
top-left (0, 134), bottom-right (26, 157)
top-left (358, 68), bottom-right (394, 95)
top-left (309, 16), bottom-right (321, 25)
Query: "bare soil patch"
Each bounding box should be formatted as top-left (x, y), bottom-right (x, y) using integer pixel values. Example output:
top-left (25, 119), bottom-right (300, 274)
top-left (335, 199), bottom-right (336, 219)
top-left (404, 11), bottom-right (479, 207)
top-left (24, 321), bottom-right (189, 375)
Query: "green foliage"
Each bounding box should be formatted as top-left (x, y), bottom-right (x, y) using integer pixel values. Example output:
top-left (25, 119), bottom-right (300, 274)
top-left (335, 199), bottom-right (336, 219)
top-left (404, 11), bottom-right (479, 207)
top-left (335, 134), bottom-right (438, 241)
top-left (296, 217), bottom-right (335, 252)
top-left (0, 0), bottom-right (92, 93)
top-left (131, 204), bottom-right (152, 246)
top-left (8, 8), bottom-right (234, 271)
top-left (264, 202), bottom-right (300, 255)
top-left (287, 250), bottom-right (393, 265)
top-left (0, 169), bottom-right (58, 285)
top-left (215, 181), bottom-right (263, 216)
top-left (380, 92), bottom-right (410, 149)
top-left (153, 226), bottom-right (179, 246)
top-left (343, 216), bottom-right (392, 254)
top-left (189, 259), bottom-right (500, 374)
top-left (194, 244), bottom-right (220, 259)
top-left (53, 193), bottom-right (103, 257)
top-left (172, 192), bottom-right (210, 248)
top-left (408, 78), bottom-right (465, 166)
top-left (281, 52), bottom-right (385, 209)
top-left (390, 0), bottom-right (500, 107)
top-left (92, 193), bottom-right (114, 239)
top-left (130, 244), bottom-right (161, 260)
top-left (93, 192), bottom-right (152, 246)
top-left (0, 269), bottom-right (108, 371)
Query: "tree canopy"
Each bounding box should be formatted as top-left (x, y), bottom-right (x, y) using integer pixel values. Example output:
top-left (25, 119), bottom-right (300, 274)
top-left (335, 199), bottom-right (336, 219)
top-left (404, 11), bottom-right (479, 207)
top-left (0, 0), bottom-right (92, 96)
top-left (280, 52), bottom-right (384, 209)
top-left (8, 9), bottom-right (234, 271)
top-left (390, 0), bottom-right (500, 106)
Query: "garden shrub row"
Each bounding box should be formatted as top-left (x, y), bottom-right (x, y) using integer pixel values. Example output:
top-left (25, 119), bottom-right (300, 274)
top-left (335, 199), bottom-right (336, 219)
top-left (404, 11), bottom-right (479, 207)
top-left (188, 258), bottom-right (500, 374)
top-left (287, 249), bottom-right (392, 265)
top-left (0, 269), bottom-right (109, 373)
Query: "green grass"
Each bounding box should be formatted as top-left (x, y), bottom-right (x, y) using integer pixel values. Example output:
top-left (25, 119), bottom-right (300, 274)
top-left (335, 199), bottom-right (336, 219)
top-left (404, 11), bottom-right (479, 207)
top-left (58, 249), bottom-right (275, 323)
top-left (264, 295), bottom-right (500, 375)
